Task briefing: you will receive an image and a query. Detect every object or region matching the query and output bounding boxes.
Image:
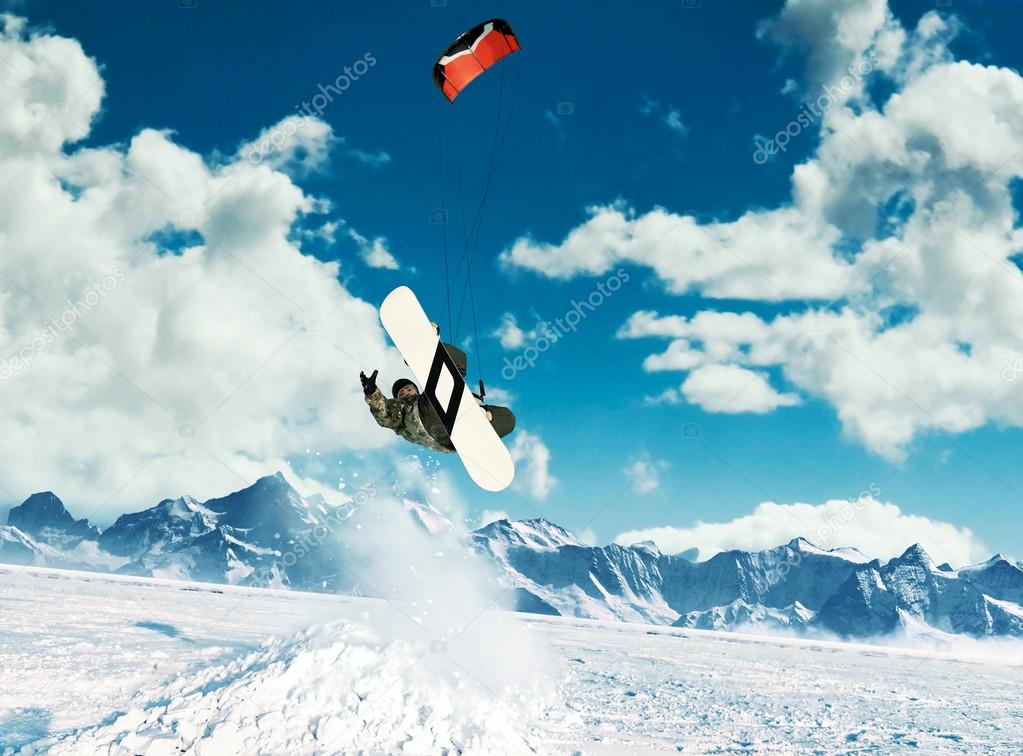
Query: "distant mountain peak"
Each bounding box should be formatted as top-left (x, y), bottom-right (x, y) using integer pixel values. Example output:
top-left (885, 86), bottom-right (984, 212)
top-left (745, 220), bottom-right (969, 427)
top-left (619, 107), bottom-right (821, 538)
top-left (897, 543), bottom-right (934, 566)
top-left (785, 536), bottom-right (869, 563)
top-left (514, 518), bottom-right (579, 540)
top-left (253, 471), bottom-right (293, 489)
top-left (473, 517), bottom-right (582, 550)
top-left (7, 491), bottom-right (98, 547)
top-left (630, 540), bottom-right (662, 558)
top-left (26, 490), bottom-right (59, 501)
top-left (14, 492), bottom-right (71, 521)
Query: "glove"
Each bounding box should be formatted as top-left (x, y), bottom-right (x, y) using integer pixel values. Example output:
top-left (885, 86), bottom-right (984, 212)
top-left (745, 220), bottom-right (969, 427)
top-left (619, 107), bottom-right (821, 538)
top-left (360, 369), bottom-right (378, 396)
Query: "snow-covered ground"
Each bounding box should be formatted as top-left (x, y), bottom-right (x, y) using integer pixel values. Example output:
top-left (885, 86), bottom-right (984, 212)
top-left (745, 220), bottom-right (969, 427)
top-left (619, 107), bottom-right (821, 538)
top-left (2, 565), bottom-right (1022, 754)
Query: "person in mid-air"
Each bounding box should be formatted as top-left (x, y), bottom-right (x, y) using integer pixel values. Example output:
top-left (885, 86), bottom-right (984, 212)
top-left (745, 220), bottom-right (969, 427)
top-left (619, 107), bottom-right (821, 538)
top-left (360, 338), bottom-right (514, 452)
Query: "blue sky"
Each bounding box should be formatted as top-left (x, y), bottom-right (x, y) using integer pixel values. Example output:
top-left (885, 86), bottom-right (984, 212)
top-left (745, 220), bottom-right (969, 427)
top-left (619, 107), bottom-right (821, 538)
top-left (8, 0), bottom-right (1023, 563)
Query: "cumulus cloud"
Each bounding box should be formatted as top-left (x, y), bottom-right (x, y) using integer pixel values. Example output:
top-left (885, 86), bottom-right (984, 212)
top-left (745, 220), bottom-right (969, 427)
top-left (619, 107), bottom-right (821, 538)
top-left (623, 456), bottom-right (667, 494)
top-left (237, 116), bottom-right (336, 176)
top-left (614, 497), bottom-right (990, 568)
top-left (664, 108), bottom-right (689, 136)
top-left (499, 203), bottom-right (852, 301)
top-left (617, 310), bottom-right (689, 339)
top-left (491, 312), bottom-right (555, 351)
top-left (682, 364), bottom-right (801, 414)
top-left (0, 15), bottom-right (103, 154)
top-left (481, 385), bottom-right (515, 405)
top-left (504, 1), bottom-right (1023, 460)
top-left (508, 430), bottom-right (556, 500)
top-left (639, 97), bottom-right (690, 137)
top-left (492, 312), bottom-right (526, 350)
top-left (576, 527), bottom-right (599, 546)
top-left (0, 17), bottom-right (408, 517)
top-left (756, 0), bottom-right (898, 98)
top-left (347, 226), bottom-right (399, 270)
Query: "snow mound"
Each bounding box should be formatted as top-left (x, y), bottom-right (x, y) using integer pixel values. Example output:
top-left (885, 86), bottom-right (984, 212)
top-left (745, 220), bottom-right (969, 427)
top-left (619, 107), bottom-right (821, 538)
top-left (45, 621), bottom-right (544, 754)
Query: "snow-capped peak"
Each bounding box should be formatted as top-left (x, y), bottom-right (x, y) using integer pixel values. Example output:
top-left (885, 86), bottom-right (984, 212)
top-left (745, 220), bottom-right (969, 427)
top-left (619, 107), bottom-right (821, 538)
top-left (786, 537), bottom-right (869, 563)
top-left (7, 491), bottom-right (99, 547)
top-left (166, 496), bottom-right (217, 521)
top-left (474, 518), bottom-right (583, 551)
top-left (960, 553), bottom-right (1014, 572)
top-left (1, 525), bottom-right (36, 547)
top-left (895, 543), bottom-right (937, 570)
top-left (630, 540), bottom-right (662, 558)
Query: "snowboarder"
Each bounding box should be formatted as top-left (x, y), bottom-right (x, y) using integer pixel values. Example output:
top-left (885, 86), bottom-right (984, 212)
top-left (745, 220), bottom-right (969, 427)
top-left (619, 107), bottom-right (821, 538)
top-left (373, 293), bottom-right (516, 490)
top-left (360, 340), bottom-right (515, 453)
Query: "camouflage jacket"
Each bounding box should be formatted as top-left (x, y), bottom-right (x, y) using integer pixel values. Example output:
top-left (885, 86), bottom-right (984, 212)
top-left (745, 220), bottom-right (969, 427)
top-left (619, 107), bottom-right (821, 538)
top-left (365, 387), bottom-right (455, 453)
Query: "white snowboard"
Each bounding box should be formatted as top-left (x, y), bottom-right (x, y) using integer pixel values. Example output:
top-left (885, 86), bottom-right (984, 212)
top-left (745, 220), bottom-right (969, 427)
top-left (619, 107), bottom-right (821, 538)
top-left (380, 286), bottom-right (515, 492)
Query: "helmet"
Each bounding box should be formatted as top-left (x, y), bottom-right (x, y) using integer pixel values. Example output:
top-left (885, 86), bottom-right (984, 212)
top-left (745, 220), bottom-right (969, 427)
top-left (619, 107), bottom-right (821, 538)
top-left (392, 378), bottom-right (416, 398)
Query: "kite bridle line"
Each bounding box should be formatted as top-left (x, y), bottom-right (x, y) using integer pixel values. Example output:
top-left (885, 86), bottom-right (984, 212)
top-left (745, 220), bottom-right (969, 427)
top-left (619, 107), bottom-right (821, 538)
top-left (437, 102), bottom-right (453, 338)
top-left (441, 58), bottom-right (522, 400)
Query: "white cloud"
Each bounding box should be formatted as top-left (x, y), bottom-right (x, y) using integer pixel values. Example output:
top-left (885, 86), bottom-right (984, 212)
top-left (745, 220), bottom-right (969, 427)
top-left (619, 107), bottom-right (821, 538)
top-left (508, 430), bottom-right (556, 500)
top-left (502, 1), bottom-right (1023, 460)
top-left (642, 341), bottom-right (704, 372)
top-left (617, 310), bottom-right (689, 339)
top-left (576, 527), bottom-right (599, 546)
top-left (346, 146), bottom-right (391, 166)
top-left (481, 385), bottom-right (515, 405)
top-left (614, 497), bottom-right (989, 568)
top-left (492, 312), bottom-right (558, 352)
top-left (623, 457), bottom-right (666, 494)
top-left (756, 0), bottom-right (898, 98)
top-left (346, 226), bottom-right (399, 270)
top-left (237, 116), bottom-right (336, 177)
top-left (0, 15), bottom-right (104, 154)
top-left (682, 364), bottom-right (801, 414)
top-left (479, 509), bottom-right (510, 527)
top-left (305, 220), bottom-right (340, 245)
top-left (0, 18), bottom-right (409, 516)
top-left (500, 203), bottom-right (853, 301)
top-left (639, 97), bottom-right (689, 137)
top-left (664, 109), bottom-right (689, 136)
top-left (643, 388), bottom-right (682, 406)
top-left (493, 312), bottom-right (526, 350)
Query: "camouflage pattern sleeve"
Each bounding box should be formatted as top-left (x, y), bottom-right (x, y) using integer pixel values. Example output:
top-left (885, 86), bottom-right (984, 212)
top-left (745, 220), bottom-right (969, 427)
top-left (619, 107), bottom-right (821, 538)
top-left (365, 387), bottom-right (402, 430)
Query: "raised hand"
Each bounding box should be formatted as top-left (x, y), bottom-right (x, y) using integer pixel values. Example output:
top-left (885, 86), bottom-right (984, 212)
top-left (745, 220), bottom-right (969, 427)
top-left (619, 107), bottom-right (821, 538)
top-left (359, 369), bottom-right (379, 396)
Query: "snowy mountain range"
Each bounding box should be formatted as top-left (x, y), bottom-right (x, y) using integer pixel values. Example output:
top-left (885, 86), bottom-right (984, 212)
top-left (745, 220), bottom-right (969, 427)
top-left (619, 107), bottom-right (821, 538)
top-left (3, 473), bottom-right (1022, 641)
top-left (475, 519), bottom-right (1023, 639)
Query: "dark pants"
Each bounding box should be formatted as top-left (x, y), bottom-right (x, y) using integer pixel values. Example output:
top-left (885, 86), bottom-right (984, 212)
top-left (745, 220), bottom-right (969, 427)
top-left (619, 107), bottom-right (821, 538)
top-left (442, 343), bottom-right (467, 378)
top-left (484, 405), bottom-right (516, 438)
top-left (419, 399), bottom-right (515, 448)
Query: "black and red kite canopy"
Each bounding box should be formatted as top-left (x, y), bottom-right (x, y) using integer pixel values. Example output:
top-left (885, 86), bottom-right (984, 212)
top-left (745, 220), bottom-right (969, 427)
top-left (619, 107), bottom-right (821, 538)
top-left (433, 19), bottom-right (521, 102)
